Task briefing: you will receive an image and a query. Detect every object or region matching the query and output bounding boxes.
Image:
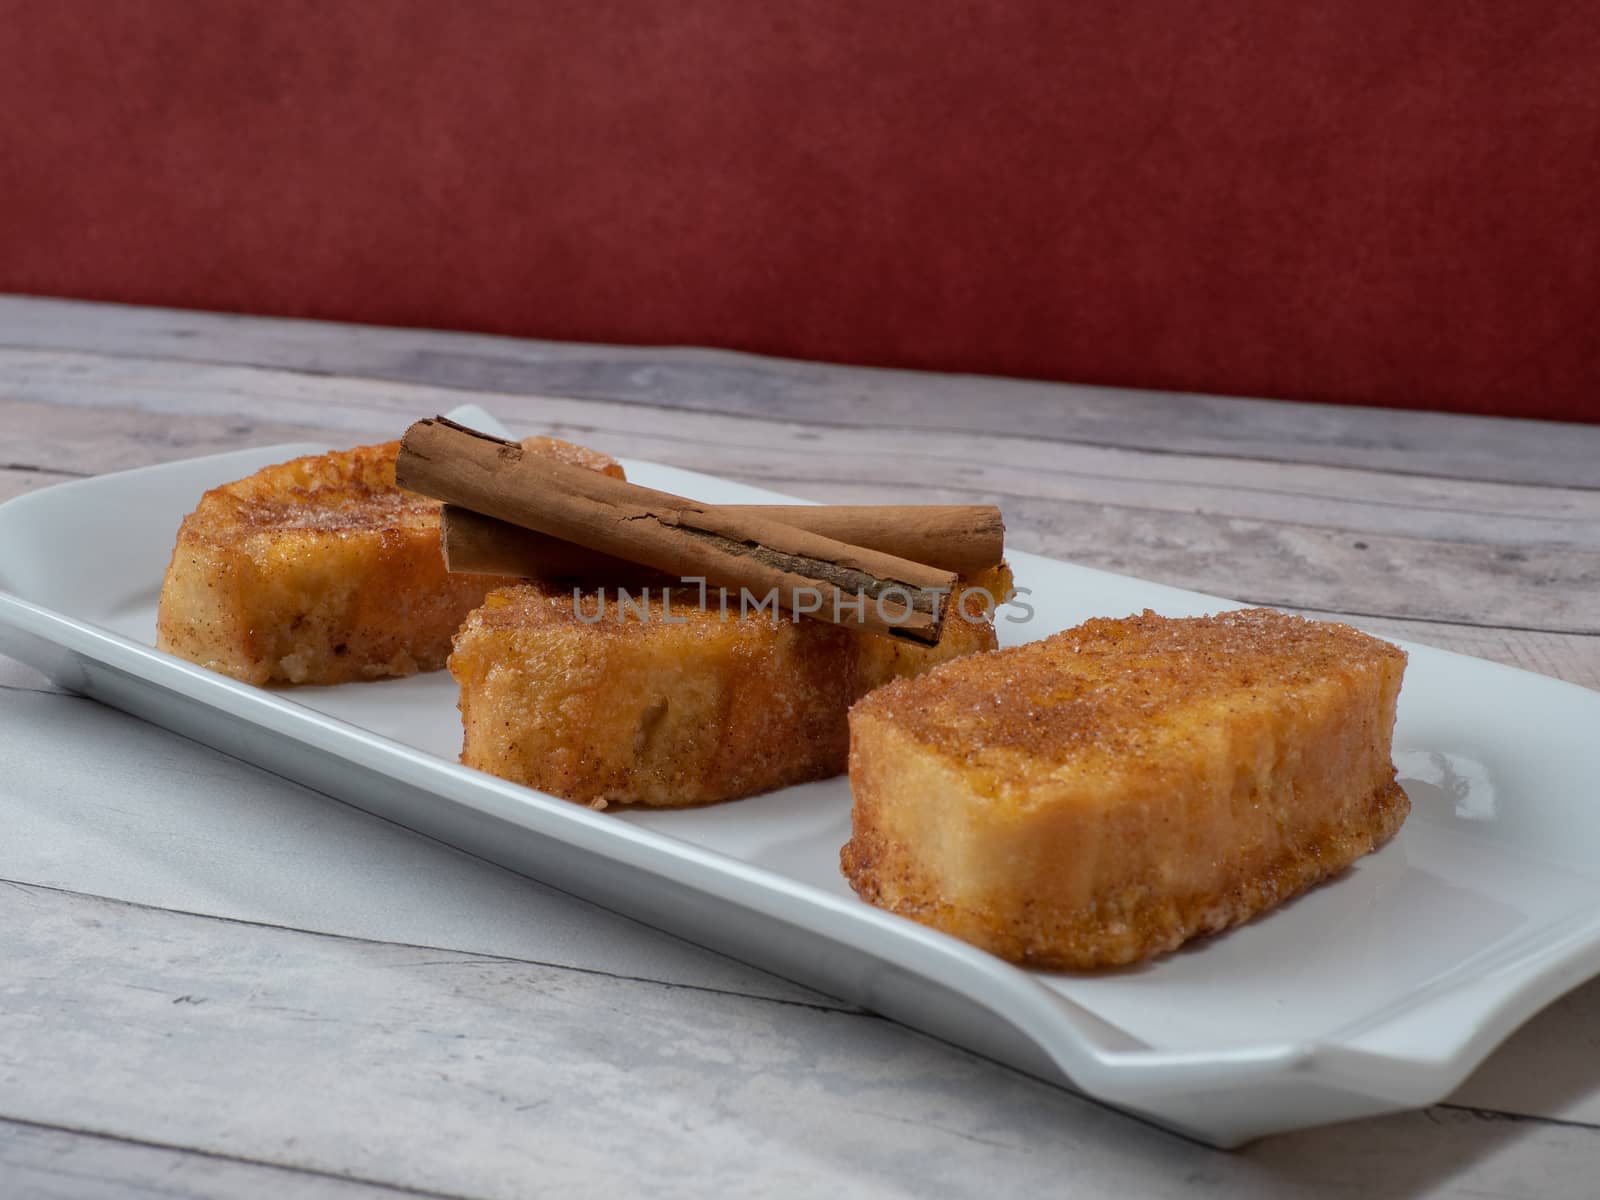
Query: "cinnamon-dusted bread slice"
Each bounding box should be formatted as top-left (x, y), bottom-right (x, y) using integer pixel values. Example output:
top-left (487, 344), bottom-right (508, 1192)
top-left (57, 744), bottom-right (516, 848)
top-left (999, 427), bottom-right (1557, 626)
top-left (842, 608), bottom-right (1408, 969)
top-left (448, 567), bottom-right (1012, 808)
top-left (156, 436), bottom-right (621, 685)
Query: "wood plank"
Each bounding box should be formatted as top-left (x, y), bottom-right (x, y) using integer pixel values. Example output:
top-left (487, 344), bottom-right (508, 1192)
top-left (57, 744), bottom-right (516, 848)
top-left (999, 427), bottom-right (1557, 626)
top-left (1448, 973), bottom-right (1600, 1129)
top-left (0, 462), bottom-right (97, 696)
top-left (2, 295), bottom-right (1597, 488)
top-left (0, 464), bottom-right (80, 503)
top-left (0, 659), bottom-right (60, 694)
top-left (1248, 1107), bottom-right (1600, 1199)
top-left (4, 300), bottom-right (1600, 1190)
top-left (6, 392), bottom-right (1596, 545)
top-left (2, 363), bottom-right (1596, 634)
top-left (0, 1118), bottom-right (439, 1200)
top-left (0, 397), bottom-right (334, 474)
top-left (1280, 609), bottom-right (1600, 693)
top-left (706, 451), bottom-right (1600, 548)
top-left (993, 495), bottom-right (1600, 636)
top-left (0, 689), bottom-right (843, 1010)
top-left (5, 378), bottom-right (1595, 679)
top-left (5, 880), bottom-right (1600, 1199)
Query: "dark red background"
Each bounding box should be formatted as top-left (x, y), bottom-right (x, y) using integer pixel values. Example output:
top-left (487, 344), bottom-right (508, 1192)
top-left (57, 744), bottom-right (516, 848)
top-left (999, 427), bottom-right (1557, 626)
top-left (3, 3), bottom-right (1597, 422)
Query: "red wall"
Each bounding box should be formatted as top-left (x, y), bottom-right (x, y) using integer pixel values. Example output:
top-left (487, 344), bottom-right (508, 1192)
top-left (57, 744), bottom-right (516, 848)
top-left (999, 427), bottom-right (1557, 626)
top-left (3, 3), bottom-right (1597, 422)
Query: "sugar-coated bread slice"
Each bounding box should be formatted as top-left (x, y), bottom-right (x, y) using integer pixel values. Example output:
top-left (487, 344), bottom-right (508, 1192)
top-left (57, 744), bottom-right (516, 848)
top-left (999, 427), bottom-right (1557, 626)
top-left (156, 437), bottom-right (621, 685)
top-left (449, 567), bottom-right (1012, 808)
top-left (842, 608), bottom-right (1408, 968)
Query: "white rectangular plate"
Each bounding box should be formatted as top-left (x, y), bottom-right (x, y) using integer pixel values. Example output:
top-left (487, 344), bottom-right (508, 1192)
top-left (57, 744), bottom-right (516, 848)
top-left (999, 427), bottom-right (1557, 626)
top-left (3, 409), bottom-right (1599, 1146)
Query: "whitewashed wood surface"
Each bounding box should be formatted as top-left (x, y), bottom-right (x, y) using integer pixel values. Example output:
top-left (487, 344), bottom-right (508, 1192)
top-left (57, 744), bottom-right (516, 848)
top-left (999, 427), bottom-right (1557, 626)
top-left (1, 294), bottom-right (1598, 1198)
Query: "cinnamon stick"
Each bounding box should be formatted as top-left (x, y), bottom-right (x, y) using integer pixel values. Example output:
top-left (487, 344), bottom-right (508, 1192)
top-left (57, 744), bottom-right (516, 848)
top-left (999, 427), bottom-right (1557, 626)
top-left (397, 417), bottom-right (958, 644)
top-left (441, 503), bottom-right (1004, 580)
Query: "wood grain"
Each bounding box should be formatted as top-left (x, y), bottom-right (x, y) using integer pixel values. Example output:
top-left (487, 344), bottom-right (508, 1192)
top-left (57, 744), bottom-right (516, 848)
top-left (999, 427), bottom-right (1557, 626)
top-left (3, 295), bottom-right (1597, 487)
top-left (3, 365), bottom-right (1596, 680)
top-left (0, 659), bottom-right (59, 693)
top-left (0, 464), bottom-right (80, 503)
top-left (0, 1118), bottom-right (435, 1200)
top-left (4, 293), bottom-right (1600, 1194)
top-left (0, 690), bottom-right (843, 1010)
top-left (0, 395), bottom-right (335, 473)
top-left (4, 881), bottom-right (1597, 1200)
top-left (1279, 608), bottom-right (1600, 693)
top-left (6, 361), bottom-right (1597, 542)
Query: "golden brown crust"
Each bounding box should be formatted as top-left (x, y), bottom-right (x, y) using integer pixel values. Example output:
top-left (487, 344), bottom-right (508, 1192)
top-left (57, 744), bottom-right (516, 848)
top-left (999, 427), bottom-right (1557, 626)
top-left (516, 436), bottom-right (627, 479)
top-left (155, 437), bottom-right (622, 685)
top-left (448, 570), bottom-right (1009, 808)
top-left (841, 608), bottom-right (1409, 968)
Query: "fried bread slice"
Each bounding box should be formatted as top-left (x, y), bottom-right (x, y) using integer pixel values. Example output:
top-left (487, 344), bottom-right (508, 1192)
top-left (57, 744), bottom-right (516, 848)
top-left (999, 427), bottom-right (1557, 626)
top-left (842, 608), bottom-right (1408, 968)
top-left (449, 566), bottom-right (1012, 808)
top-left (156, 437), bottom-right (622, 685)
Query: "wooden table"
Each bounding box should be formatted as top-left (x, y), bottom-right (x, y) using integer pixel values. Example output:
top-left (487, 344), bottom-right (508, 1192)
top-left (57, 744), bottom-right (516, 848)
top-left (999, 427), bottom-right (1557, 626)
top-left (3, 295), bottom-right (1598, 1198)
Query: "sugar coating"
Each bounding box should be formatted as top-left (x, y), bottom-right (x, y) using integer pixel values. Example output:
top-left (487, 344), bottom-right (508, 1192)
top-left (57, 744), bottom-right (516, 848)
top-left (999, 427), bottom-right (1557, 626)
top-left (156, 437), bottom-right (621, 686)
top-left (843, 608), bottom-right (1409, 968)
